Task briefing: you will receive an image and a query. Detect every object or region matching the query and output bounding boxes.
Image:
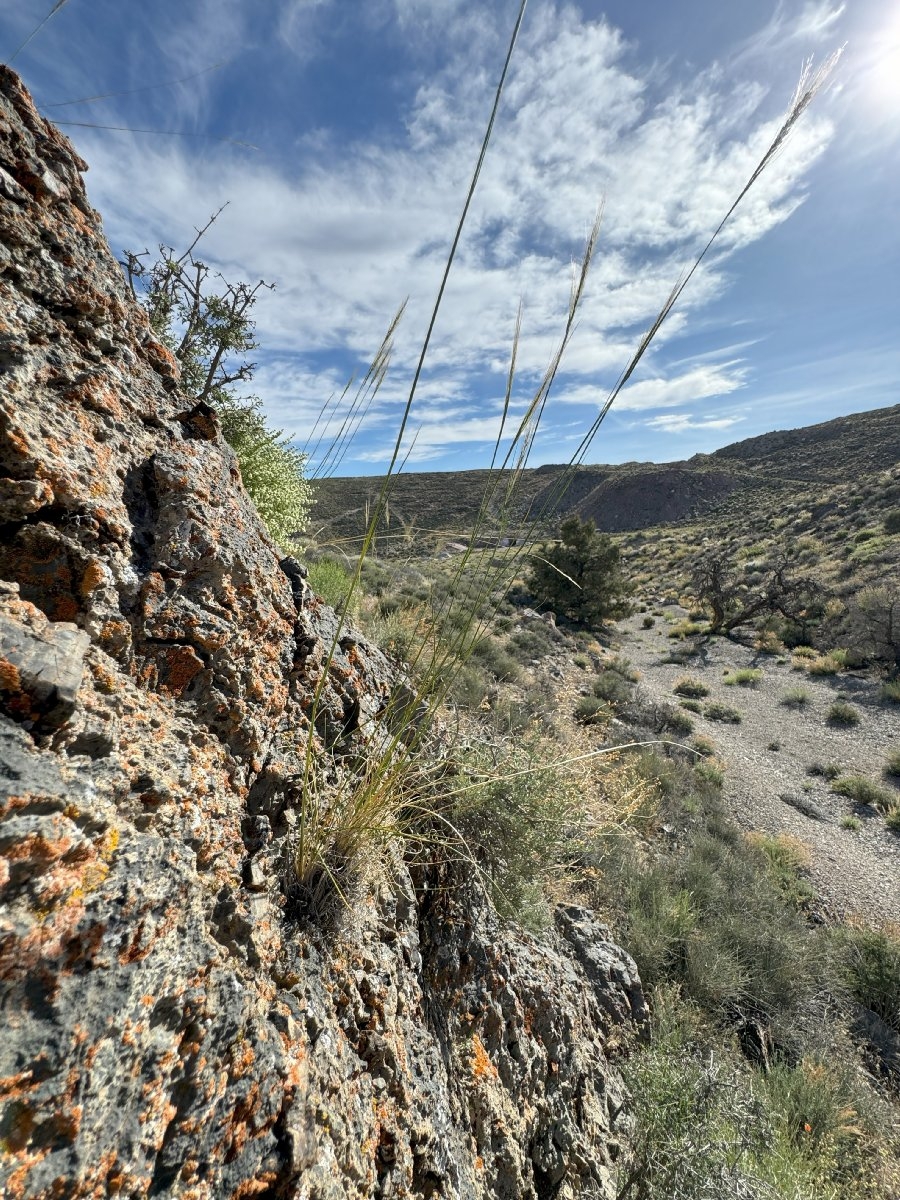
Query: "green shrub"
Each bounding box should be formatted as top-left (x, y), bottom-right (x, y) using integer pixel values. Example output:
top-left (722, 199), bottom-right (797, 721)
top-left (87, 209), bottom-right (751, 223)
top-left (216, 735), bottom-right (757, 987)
top-left (808, 761), bottom-right (842, 781)
top-left (840, 815), bottom-right (862, 831)
top-left (642, 614), bottom-right (655, 629)
top-left (880, 679), bottom-right (900, 704)
top-left (831, 775), bottom-right (895, 812)
top-left (884, 509), bottom-right (900, 535)
top-left (679, 699), bottom-right (702, 713)
top-left (592, 670), bottom-right (633, 705)
top-left (781, 686), bottom-right (811, 708)
top-left (308, 556), bottom-right (354, 610)
top-left (663, 708), bottom-right (695, 736)
top-left (573, 695), bottom-right (611, 725)
top-left (827, 700), bottom-right (860, 727)
top-left (690, 735), bottom-right (716, 758)
top-left (723, 668), bottom-right (763, 687)
top-left (704, 701), bottom-right (742, 724)
top-left (673, 676), bottom-right (709, 699)
top-left (838, 926), bottom-right (900, 1033)
top-left (527, 516), bottom-right (632, 626)
top-left (884, 748), bottom-right (900, 779)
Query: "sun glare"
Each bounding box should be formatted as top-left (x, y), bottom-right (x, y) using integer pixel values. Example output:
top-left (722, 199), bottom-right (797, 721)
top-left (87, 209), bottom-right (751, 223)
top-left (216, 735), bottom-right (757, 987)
top-left (862, 10), bottom-right (900, 112)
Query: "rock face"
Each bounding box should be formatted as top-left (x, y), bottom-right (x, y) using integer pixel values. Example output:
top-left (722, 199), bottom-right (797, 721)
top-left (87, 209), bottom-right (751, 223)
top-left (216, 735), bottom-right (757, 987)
top-left (0, 67), bottom-right (645, 1199)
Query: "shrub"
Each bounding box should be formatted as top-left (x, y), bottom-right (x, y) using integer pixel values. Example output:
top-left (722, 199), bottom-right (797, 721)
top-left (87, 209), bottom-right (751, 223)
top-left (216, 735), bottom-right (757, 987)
top-left (827, 700), bottom-right (860, 727)
top-left (884, 748), bottom-right (900, 780)
top-left (642, 615), bottom-right (655, 629)
top-left (663, 708), bottom-right (695, 736)
top-left (124, 224), bottom-right (312, 548)
top-left (781, 687), bottom-right (811, 708)
top-left (573, 695), bottom-right (611, 725)
top-left (679, 699), bottom-right (702, 713)
top-left (807, 654), bottom-right (841, 676)
top-left (690, 735), bottom-right (716, 757)
top-left (838, 926), bottom-right (900, 1033)
top-left (704, 701), bottom-right (742, 724)
top-left (831, 775), bottom-right (895, 812)
top-left (808, 762), bottom-right (842, 781)
top-left (308, 556), bottom-right (354, 610)
top-left (884, 509), bottom-right (900, 535)
top-left (592, 670), bottom-right (633, 705)
top-left (668, 620), bottom-right (704, 639)
top-left (527, 516), bottom-right (632, 626)
top-left (673, 677), bottom-right (709, 699)
top-left (880, 679), bottom-right (900, 704)
top-left (723, 668), bottom-right (763, 687)
top-left (840, 815), bottom-right (862, 831)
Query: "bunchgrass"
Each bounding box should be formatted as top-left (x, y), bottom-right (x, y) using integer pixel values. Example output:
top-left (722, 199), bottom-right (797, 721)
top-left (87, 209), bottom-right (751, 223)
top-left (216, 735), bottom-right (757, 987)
top-left (723, 667), bottom-right (763, 687)
top-left (781, 686), bottom-right (811, 708)
top-left (827, 700), bottom-right (860, 727)
top-left (831, 775), bottom-right (896, 813)
top-left (704, 701), bottom-right (742, 724)
top-left (673, 676), bottom-right (709, 699)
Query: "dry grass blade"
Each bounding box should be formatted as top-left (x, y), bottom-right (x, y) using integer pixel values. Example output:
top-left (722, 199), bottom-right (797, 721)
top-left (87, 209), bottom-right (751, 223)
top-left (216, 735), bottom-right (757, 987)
top-left (7, 0), bottom-right (70, 65)
top-left (44, 61), bottom-right (229, 107)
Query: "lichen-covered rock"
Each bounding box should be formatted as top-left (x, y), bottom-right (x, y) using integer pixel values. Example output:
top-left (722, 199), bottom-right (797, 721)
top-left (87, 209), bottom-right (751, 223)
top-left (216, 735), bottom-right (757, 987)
top-left (0, 66), bottom-right (644, 1199)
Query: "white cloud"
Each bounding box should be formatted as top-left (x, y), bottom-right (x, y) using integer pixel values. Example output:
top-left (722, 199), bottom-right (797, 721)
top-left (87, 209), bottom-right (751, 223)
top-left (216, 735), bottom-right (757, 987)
top-left (66, 1), bottom-right (836, 466)
top-left (643, 412), bottom-right (744, 433)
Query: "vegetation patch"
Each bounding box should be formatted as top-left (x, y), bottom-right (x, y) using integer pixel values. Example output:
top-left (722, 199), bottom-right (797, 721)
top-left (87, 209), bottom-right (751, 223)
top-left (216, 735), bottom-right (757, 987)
top-left (673, 676), bottom-right (709, 699)
top-left (831, 775), bottom-right (896, 813)
top-left (827, 700), bottom-right (860, 727)
top-left (723, 667), bottom-right (763, 687)
top-left (704, 701), bottom-right (742, 724)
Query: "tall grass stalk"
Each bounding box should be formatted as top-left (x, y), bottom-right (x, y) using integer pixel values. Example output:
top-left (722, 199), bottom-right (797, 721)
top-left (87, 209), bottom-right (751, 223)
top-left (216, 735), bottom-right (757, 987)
top-left (292, 39), bottom-right (841, 905)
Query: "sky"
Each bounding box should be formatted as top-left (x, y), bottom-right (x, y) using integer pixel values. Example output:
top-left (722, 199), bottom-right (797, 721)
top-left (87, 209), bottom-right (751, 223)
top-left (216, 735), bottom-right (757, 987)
top-left (2, 0), bottom-right (898, 475)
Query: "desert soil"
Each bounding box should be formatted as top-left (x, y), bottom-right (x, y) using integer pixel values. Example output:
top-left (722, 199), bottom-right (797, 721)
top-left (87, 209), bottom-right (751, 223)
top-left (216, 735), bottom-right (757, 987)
top-left (611, 608), bottom-right (900, 927)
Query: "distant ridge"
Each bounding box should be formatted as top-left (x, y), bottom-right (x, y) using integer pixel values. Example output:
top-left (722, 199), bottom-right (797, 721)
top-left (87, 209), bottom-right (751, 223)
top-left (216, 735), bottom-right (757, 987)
top-left (307, 403), bottom-right (900, 549)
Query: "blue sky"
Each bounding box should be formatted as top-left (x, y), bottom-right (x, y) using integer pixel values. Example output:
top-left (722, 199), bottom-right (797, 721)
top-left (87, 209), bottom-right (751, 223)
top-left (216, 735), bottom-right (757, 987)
top-left (3, 0), bottom-right (898, 474)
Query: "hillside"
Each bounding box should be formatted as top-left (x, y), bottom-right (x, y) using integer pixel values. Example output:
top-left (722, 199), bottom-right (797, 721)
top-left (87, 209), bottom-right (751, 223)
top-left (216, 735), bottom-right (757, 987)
top-left (307, 403), bottom-right (900, 549)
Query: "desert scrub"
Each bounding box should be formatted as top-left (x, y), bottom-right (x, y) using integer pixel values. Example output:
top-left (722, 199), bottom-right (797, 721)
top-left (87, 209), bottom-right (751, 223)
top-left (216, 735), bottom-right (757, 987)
top-left (723, 667), bottom-right (763, 687)
top-left (808, 761), bottom-right (842, 781)
top-left (591, 669), bottom-right (634, 705)
top-left (704, 701), bottom-right (742, 724)
top-left (668, 619), bottom-right (705, 640)
top-left (831, 775), bottom-right (896, 813)
top-left (745, 832), bottom-right (815, 909)
top-left (690, 734), bottom-right (716, 757)
top-left (679, 698), bottom-right (702, 713)
top-left (880, 679), bottom-right (900, 704)
top-left (308, 556), bottom-right (356, 612)
top-left (827, 700), bottom-right (860, 727)
top-left (781, 686), bottom-right (811, 708)
top-left (641, 615), bottom-right (655, 629)
top-left (837, 925), bottom-right (900, 1035)
top-left (840, 815), bottom-right (862, 831)
top-left (673, 676), bottom-right (709, 699)
top-left (884, 747), bottom-right (900, 779)
top-left (573, 695), bottom-right (611, 726)
top-left (807, 654), bottom-right (842, 677)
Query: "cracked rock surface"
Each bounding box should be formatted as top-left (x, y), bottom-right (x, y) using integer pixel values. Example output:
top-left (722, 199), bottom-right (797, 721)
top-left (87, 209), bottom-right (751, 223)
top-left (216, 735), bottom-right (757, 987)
top-left (0, 66), bottom-right (644, 1199)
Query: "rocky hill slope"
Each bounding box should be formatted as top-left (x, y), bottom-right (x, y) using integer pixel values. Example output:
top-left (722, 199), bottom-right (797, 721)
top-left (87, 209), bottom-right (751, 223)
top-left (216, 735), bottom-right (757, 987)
top-left (308, 404), bottom-right (900, 548)
top-left (0, 68), bottom-right (647, 1199)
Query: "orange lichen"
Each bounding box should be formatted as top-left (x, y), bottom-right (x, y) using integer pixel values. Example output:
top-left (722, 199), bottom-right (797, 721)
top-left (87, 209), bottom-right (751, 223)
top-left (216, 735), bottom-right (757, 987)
top-left (469, 1034), bottom-right (498, 1081)
top-left (79, 559), bottom-right (106, 597)
top-left (0, 656), bottom-right (22, 692)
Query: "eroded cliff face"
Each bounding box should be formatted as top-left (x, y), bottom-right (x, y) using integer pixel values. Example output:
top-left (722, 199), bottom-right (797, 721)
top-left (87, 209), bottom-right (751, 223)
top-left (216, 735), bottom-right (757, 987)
top-left (0, 67), bottom-right (645, 1199)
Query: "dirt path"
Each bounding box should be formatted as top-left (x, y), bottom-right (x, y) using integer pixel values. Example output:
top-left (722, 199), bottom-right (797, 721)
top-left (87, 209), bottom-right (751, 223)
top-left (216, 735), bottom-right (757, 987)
top-left (616, 609), bottom-right (900, 927)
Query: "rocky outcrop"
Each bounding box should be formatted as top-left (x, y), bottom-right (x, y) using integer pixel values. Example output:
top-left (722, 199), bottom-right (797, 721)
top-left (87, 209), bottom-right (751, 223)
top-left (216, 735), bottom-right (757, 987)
top-left (0, 66), bottom-right (644, 1198)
